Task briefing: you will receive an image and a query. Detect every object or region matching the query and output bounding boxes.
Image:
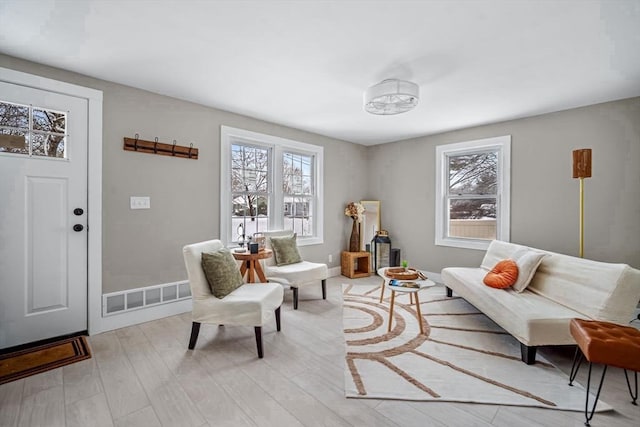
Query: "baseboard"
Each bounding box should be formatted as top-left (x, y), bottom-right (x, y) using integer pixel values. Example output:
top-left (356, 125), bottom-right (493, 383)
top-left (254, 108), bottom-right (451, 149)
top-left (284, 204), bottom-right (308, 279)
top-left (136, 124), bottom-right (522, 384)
top-left (423, 270), bottom-right (442, 284)
top-left (96, 298), bottom-right (192, 334)
top-left (328, 266), bottom-right (341, 277)
top-left (95, 280), bottom-right (193, 334)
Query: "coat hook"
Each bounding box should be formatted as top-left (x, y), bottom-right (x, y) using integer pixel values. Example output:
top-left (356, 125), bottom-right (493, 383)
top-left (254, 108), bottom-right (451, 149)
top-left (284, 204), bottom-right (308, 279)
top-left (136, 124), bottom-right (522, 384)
top-left (172, 140), bottom-right (177, 156)
top-left (154, 137), bottom-right (159, 154)
top-left (134, 133), bottom-right (139, 151)
top-left (188, 143), bottom-right (193, 159)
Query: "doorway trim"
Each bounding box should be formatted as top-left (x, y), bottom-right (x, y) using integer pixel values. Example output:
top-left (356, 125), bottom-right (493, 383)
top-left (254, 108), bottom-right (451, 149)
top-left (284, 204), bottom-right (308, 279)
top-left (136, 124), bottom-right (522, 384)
top-left (0, 67), bottom-right (104, 335)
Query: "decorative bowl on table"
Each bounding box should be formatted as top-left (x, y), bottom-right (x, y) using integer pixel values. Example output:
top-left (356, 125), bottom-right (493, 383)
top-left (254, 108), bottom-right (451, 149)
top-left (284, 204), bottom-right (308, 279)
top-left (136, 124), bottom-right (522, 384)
top-left (385, 267), bottom-right (420, 280)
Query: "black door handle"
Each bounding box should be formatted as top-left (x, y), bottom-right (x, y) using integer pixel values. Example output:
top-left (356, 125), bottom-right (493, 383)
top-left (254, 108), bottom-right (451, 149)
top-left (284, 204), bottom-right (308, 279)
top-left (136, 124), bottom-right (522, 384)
top-left (73, 224), bottom-right (84, 232)
top-left (74, 208), bottom-right (84, 216)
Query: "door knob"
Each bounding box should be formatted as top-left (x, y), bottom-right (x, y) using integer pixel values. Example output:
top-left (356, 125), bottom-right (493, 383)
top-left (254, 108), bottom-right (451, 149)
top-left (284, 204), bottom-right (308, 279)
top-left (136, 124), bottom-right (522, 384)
top-left (73, 208), bottom-right (84, 216)
top-left (73, 224), bottom-right (84, 232)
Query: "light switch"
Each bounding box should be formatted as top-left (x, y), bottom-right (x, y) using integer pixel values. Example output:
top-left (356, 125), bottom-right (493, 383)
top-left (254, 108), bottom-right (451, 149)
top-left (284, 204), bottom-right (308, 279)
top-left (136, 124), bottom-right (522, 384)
top-left (130, 196), bottom-right (151, 209)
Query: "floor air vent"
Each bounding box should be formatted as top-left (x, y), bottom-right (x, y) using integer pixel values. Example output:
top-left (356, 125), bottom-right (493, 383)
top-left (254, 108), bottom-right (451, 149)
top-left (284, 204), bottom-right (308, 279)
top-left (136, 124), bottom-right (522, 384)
top-left (103, 281), bottom-right (191, 316)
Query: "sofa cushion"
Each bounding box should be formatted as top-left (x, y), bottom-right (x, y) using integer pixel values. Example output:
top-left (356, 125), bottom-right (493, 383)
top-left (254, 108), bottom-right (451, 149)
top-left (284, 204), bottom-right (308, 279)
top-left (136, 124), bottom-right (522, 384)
top-left (481, 240), bottom-right (530, 270)
top-left (511, 249), bottom-right (547, 293)
top-left (483, 259), bottom-right (519, 289)
top-left (530, 253), bottom-right (640, 323)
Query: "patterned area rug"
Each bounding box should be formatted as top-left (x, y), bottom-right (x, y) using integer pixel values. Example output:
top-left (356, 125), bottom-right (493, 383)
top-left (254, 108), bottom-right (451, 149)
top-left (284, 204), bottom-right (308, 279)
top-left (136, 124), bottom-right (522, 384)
top-left (342, 283), bottom-right (611, 411)
top-left (0, 336), bottom-right (91, 385)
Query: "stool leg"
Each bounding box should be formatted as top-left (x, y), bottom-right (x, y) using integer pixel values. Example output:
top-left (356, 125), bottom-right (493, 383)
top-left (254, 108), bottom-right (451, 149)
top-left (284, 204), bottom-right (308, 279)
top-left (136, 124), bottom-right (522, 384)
top-left (584, 362), bottom-right (608, 427)
top-left (623, 369), bottom-right (638, 405)
top-left (569, 346), bottom-right (584, 386)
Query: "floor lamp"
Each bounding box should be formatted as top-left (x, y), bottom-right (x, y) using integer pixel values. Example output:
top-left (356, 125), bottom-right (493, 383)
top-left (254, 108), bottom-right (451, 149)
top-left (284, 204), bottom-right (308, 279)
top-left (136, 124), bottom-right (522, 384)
top-left (572, 149), bottom-right (592, 258)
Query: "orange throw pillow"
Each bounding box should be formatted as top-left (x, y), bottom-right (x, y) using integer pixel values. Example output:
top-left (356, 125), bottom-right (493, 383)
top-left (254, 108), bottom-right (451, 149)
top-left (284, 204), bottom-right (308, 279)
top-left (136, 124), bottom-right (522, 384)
top-left (483, 259), bottom-right (519, 289)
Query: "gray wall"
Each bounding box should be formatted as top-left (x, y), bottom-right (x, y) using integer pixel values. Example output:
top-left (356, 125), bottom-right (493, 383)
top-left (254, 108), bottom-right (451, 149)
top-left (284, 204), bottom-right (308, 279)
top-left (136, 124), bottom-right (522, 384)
top-left (2, 53), bottom-right (638, 294)
top-left (367, 97), bottom-right (640, 271)
top-left (0, 54), bottom-right (369, 293)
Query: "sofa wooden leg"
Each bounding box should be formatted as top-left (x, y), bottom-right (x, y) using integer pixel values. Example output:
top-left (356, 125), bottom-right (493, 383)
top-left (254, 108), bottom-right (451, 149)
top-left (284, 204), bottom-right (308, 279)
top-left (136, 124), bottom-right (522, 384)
top-left (188, 322), bottom-right (201, 350)
top-left (445, 286), bottom-right (453, 297)
top-left (275, 306), bottom-right (281, 331)
top-left (254, 326), bottom-right (263, 358)
top-left (321, 279), bottom-right (327, 300)
top-left (292, 287), bottom-right (299, 310)
top-left (520, 343), bottom-right (537, 365)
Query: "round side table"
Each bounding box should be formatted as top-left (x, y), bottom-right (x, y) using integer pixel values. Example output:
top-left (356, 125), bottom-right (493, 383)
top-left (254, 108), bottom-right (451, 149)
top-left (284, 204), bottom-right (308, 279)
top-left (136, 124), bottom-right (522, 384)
top-left (377, 267), bottom-right (435, 335)
top-left (232, 249), bottom-right (273, 283)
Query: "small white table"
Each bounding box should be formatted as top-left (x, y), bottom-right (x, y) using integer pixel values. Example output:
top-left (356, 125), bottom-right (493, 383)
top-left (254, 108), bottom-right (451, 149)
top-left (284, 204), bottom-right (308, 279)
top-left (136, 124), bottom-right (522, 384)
top-left (377, 267), bottom-right (436, 335)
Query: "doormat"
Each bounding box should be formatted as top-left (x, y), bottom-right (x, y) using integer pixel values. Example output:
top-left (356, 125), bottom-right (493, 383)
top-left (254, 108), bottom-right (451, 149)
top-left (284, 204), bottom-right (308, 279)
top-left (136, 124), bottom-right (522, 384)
top-left (0, 336), bottom-right (91, 385)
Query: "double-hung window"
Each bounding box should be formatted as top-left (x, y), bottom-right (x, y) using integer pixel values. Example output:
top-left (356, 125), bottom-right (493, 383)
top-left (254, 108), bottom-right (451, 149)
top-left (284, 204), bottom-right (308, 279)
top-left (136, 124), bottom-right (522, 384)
top-left (435, 135), bottom-right (511, 250)
top-left (282, 151), bottom-right (315, 235)
top-left (221, 126), bottom-right (323, 246)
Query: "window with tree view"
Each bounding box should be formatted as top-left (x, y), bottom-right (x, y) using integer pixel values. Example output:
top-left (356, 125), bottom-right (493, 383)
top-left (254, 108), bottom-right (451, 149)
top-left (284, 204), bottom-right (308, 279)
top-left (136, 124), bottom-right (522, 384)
top-left (221, 126), bottom-right (324, 247)
top-left (283, 152), bottom-right (314, 236)
top-left (436, 136), bottom-right (510, 250)
top-left (0, 100), bottom-right (67, 158)
top-left (231, 144), bottom-right (270, 244)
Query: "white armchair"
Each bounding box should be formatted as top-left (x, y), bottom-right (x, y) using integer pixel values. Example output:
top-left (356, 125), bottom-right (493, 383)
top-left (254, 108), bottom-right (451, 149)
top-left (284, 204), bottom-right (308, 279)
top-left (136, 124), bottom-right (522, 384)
top-left (182, 239), bottom-right (284, 358)
top-left (262, 231), bottom-right (329, 310)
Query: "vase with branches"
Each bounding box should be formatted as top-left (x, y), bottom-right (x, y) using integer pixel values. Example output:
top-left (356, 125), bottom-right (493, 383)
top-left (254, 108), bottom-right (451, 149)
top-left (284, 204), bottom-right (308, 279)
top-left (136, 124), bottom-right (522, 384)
top-left (345, 202), bottom-right (365, 252)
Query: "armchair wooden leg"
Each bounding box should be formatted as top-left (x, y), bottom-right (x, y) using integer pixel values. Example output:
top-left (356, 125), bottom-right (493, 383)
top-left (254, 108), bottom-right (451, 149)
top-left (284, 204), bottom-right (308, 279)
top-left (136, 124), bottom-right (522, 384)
top-left (321, 279), bottom-right (327, 300)
top-left (275, 306), bottom-right (281, 331)
top-left (292, 287), bottom-right (299, 310)
top-left (188, 322), bottom-right (201, 350)
top-left (254, 326), bottom-right (263, 358)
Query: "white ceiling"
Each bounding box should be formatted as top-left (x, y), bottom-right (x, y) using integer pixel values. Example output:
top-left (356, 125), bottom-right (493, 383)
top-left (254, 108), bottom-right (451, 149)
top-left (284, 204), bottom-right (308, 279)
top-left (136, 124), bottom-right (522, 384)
top-left (1, 0), bottom-right (639, 145)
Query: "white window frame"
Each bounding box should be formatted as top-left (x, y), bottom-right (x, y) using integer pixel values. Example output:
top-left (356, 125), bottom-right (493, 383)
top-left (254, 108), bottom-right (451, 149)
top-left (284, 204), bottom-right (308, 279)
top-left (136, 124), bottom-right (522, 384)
top-left (435, 135), bottom-right (511, 250)
top-left (221, 126), bottom-right (324, 246)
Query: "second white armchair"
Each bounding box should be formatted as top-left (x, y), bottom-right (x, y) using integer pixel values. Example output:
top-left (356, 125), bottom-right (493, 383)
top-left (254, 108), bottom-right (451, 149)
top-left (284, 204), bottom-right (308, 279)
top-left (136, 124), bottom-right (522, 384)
top-left (262, 230), bottom-right (328, 310)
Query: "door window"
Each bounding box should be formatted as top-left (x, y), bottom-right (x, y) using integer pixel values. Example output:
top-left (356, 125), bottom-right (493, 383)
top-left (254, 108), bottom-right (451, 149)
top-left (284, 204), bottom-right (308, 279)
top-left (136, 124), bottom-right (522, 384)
top-left (0, 100), bottom-right (67, 158)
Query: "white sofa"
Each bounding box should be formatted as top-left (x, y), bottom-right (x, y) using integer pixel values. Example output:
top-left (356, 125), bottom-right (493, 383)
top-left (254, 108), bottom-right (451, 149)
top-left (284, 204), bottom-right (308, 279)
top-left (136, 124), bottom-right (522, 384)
top-left (441, 240), bottom-right (640, 364)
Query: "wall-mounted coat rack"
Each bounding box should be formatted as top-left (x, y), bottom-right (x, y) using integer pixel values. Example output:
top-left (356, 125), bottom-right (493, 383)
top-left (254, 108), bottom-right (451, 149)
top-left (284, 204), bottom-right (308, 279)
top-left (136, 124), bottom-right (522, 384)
top-left (123, 134), bottom-right (198, 159)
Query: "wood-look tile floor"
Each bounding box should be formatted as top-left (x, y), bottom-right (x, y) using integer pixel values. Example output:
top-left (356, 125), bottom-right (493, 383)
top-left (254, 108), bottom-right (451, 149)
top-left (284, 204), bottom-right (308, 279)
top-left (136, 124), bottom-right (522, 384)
top-left (1, 275), bottom-right (639, 426)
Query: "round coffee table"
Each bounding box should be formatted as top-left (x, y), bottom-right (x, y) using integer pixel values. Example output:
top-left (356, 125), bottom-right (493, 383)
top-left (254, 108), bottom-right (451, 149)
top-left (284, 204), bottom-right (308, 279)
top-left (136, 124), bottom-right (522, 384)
top-left (377, 267), bottom-right (436, 335)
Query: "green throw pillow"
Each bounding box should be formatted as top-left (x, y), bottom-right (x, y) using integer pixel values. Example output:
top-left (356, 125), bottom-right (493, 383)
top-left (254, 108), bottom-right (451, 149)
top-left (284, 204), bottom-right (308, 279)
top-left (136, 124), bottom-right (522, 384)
top-left (201, 248), bottom-right (244, 298)
top-left (269, 233), bottom-right (302, 266)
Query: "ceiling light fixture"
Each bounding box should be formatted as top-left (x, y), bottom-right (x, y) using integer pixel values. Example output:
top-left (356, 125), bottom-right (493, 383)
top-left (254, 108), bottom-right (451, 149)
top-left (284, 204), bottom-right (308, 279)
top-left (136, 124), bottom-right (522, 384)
top-left (364, 79), bottom-right (419, 115)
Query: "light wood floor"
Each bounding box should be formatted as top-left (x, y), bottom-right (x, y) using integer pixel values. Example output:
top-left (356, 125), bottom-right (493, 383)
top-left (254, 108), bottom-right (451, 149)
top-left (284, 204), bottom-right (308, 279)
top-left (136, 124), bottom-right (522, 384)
top-left (1, 275), bottom-right (639, 427)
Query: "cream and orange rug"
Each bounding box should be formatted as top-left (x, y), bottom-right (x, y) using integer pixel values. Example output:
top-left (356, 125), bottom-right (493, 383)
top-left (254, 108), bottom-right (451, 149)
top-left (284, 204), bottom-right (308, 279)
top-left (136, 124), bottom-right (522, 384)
top-left (342, 282), bottom-right (611, 411)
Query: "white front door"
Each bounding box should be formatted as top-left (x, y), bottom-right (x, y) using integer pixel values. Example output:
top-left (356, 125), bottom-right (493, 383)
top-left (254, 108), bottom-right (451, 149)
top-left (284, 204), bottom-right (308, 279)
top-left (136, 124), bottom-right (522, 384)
top-left (0, 81), bottom-right (88, 349)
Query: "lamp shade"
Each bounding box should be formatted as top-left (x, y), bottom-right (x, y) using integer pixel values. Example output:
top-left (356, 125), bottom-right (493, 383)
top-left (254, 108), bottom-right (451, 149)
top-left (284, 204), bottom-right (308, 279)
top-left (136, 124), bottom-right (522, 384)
top-left (572, 149), bottom-right (592, 178)
top-left (364, 79), bottom-right (419, 115)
